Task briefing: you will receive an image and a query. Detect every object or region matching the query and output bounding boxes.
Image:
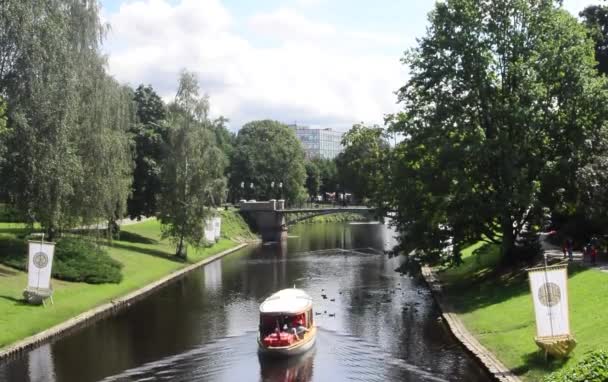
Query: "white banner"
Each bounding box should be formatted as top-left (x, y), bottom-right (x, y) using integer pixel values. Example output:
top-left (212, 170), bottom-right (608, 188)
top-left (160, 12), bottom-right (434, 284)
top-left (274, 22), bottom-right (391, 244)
top-left (204, 218), bottom-right (215, 243)
top-left (528, 265), bottom-right (570, 338)
top-left (213, 217), bottom-right (221, 241)
top-left (27, 241), bottom-right (55, 290)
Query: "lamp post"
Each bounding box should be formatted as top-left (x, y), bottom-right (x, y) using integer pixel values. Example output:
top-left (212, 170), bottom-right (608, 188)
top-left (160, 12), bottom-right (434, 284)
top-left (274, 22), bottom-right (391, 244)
top-left (249, 182), bottom-right (254, 200)
top-left (240, 181), bottom-right (244, 202)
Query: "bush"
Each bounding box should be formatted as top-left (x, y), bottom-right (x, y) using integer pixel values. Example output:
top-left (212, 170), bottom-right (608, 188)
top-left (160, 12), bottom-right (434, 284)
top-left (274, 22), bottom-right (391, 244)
top-left (0, 234), bottom-right (27, 269)
top-left (53, 238), bottom-right (123, 284)
top-left (0, 203), bottom-right (19, 222)
top-left (543, 350), bottom-right (608, 382)
top-left (0, 236), bottom-right (123, 284)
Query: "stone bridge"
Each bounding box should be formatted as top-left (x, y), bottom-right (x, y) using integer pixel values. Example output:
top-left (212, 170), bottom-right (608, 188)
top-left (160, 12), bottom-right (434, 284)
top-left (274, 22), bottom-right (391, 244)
top-left (239, 200), bottom-right (376, 242)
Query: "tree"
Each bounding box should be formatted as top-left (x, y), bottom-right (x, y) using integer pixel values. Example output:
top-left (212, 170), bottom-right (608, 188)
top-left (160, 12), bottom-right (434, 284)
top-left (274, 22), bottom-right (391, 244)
top-left (72, 71), bottom-right (135, 235)
top-left (389, 0), bottom-right (608, 263)
top-left (229, 120), bottom-right (306, 203)
top-left (312, 158), bottom-right (339, 197)
top-left (580, 5), bottom-right (608, 76)
top-left (210, 116), bottom-right (235, 165)
top-left (304, 161), bottom-right (321, 199)
top-left (0, 0), bottom-right (131, 240)
top-left (335, 124), bottom-right (389, 204)
top-left (128, 84), bottom-right (168, 219)
top-left (0, 98), bottom-right (6, 164)
top-left (158, 71), bottom-right (227, 258)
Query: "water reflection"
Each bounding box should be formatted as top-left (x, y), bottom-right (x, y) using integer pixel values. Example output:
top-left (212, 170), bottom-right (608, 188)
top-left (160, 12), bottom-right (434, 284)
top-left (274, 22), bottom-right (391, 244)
top-left (204, 258), bottom-right (222, 291)
top-left (259, 349), bottom-right (315, 382)
top-left (28, 344), bottom-right (56, 382)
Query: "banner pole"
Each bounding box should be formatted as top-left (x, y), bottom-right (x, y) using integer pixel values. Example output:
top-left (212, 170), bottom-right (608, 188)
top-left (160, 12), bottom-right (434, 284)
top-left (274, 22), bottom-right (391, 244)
top-left (543, 253), bottom-right (555, 338)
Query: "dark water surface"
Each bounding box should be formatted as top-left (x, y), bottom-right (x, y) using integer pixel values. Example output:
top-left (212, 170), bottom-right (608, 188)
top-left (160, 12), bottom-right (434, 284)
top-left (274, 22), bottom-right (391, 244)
top-left (0, 222), bottom-right (490, 382)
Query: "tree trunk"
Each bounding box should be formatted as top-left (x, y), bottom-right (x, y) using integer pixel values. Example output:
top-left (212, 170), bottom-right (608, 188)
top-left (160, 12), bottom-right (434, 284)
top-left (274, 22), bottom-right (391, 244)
top-left (46, 224), bottom-right (56, 242)
top-left (501, 213), bottom-right (515, 261)
top-left (176, 234), bottom-right (186, 259)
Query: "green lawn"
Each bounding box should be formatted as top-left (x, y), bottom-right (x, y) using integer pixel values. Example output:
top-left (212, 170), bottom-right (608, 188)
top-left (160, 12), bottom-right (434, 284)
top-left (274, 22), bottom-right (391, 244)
top-left (0, 211), bottom-right (256, 348)
top-left (438, 241), bottom-right (608, 381)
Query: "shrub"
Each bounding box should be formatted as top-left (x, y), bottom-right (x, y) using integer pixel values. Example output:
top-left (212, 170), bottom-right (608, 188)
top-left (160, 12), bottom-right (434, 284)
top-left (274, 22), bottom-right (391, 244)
top-left (0, 203), bottom-right (19, 222)
top-left (53, 237), bottom-right (123, 284)
top-left (543, 350), bottom-right (608, 382)
top-left (0, 236), bottom-right (123, 284)
top-left (0, 234), bottom-right (27, 269)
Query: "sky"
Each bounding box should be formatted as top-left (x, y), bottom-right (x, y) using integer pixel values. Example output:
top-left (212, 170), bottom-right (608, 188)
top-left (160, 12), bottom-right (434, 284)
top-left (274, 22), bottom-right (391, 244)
top-left (99, 0), bottom-right (602, 131)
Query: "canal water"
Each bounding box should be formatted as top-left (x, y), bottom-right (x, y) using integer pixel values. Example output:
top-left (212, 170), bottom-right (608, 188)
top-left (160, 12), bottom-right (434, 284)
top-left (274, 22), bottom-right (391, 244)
top-left (0, 222), bottom-right (490, 382)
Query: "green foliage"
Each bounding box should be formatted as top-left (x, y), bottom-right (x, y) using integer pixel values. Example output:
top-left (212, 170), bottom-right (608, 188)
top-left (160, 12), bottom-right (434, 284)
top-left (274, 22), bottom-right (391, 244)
top-left (0, 236), bottom-right (122, 284)
top-left (229, 120), bottom-right (307, 203)
top-left (210, 116), bottom-right (236, 159)
top-left (53, 238), bottom-right (123, 284)
top-left (0, 234), bottom-right (27, 269)
top-left (580, 5), bottom-right (608, 76)
top-left (0, 98), bottom-right (6, 174)
top-left (304, 161), bottom-right (321, 197)
top-left (336, 123), bottom-right (389, 204)
top-left (218, 209), bottom-right (258, 242)
top-left (312, 158), bottom-right (339, 196)
top-left (158, 71), bottom-right (228, 258)
top-left (291, 212), bottom-right (368, 224)
top-left (543, 350), bottom-right (608, 382)
top-left (72, 76), bottom-right (135, 232)
top-left (0, 1), bottom-right (134, 240)
top-left (128, 84), bottom-right (168, 219)
top-left (389, 0), bottom-right (608, 263)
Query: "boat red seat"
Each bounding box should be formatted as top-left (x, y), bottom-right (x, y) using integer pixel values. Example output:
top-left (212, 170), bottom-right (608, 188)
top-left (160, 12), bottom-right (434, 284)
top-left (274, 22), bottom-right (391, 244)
top-left (263, 332), bottom-right (296, 347)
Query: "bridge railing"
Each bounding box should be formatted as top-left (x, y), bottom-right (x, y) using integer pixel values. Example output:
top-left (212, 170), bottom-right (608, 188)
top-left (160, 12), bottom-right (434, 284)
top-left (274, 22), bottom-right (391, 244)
top-left (239, 199), bottom-right (285, 211)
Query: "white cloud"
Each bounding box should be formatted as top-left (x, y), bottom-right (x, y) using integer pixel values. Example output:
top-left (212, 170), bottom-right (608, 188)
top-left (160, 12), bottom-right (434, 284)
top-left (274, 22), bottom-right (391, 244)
top-left (562, 0), bottom-right (603, 17)
top-left (103, 0), bottom-right (406, 131)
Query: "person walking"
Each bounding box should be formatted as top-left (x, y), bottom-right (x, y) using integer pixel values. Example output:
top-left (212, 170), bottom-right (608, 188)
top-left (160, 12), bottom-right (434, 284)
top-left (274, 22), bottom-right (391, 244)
top-left (562, 240), bottom-right (568, 259)
top-left (591, 245), bottom-right (598, 265)
top-left (567, 238), bottom-right (574, 262)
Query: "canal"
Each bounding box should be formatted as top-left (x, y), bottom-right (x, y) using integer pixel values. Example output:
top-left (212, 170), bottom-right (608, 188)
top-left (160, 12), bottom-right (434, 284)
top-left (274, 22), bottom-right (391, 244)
top-left (0, 222), bottom-right (490, 382)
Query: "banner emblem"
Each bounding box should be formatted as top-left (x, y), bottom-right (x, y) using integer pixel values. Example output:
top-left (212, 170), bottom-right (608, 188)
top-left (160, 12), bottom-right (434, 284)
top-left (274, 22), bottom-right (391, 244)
top-left (538, 282), bottom-right (561, 307)
top-left (33, 252), bottom-right (49, 269)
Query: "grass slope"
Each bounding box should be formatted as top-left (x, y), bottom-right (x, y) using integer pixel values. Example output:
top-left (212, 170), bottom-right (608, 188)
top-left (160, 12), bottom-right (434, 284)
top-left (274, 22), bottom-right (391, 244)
top-left (0, 211), bottom-right (255, 348)
top-left (438, 242), bottom-right (608, 381)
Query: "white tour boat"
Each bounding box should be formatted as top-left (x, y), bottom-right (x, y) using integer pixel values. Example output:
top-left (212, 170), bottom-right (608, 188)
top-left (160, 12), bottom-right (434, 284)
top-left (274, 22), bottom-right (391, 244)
top-left (258, 288), bottom-right (317, 357)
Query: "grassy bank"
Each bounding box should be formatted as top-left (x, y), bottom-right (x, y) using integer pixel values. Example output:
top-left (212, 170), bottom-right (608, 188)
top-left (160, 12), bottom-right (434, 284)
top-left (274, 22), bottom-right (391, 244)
top-left (437, 241), bottom-right (608, 381)
top-left (0, 210), bottom-right (256, 348)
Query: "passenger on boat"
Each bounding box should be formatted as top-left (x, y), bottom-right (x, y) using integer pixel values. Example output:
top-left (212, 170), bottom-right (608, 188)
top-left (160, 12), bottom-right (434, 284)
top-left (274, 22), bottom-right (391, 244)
top-left (294, 320), bottom-right (309, 340)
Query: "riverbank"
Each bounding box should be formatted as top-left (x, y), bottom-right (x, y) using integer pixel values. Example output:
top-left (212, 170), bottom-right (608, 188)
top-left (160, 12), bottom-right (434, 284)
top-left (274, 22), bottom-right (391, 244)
top-left (435, 241), bottom-right (608, 381)
top-left (292, 211), bottom-right (370, 224)
top-left (0, 210), bottom-right (257, 351)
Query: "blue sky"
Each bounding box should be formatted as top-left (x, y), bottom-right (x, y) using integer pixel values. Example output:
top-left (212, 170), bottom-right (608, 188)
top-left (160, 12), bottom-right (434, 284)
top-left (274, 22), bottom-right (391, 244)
top-left (99, 0), bottom-right (602, 131)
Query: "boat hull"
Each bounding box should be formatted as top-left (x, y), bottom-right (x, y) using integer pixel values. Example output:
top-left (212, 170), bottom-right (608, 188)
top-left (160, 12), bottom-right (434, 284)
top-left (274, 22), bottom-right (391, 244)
top-left (258, 328), bottom-right (317, 357)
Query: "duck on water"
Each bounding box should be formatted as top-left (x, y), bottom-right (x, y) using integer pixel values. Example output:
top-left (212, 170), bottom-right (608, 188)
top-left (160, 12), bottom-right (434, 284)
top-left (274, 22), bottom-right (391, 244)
top-left (258, 288), bottom-right (317, 357)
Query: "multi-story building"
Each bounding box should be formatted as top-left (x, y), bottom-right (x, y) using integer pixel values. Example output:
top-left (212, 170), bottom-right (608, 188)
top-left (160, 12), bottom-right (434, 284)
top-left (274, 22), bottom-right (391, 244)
top-left (289, 124), bottom-right (343, 160)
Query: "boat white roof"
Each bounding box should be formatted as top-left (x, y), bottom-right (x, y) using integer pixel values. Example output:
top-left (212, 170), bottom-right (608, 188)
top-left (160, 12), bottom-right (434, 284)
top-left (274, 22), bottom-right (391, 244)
top-left (259, 288), bottom-right (313, 314)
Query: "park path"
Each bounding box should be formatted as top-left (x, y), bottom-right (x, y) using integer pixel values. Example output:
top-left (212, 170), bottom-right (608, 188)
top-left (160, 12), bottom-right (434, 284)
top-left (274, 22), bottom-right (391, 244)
top-left (78, 217), bottom-right (153, 231)
top-left (539, 233), bottom-right (608, 273)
